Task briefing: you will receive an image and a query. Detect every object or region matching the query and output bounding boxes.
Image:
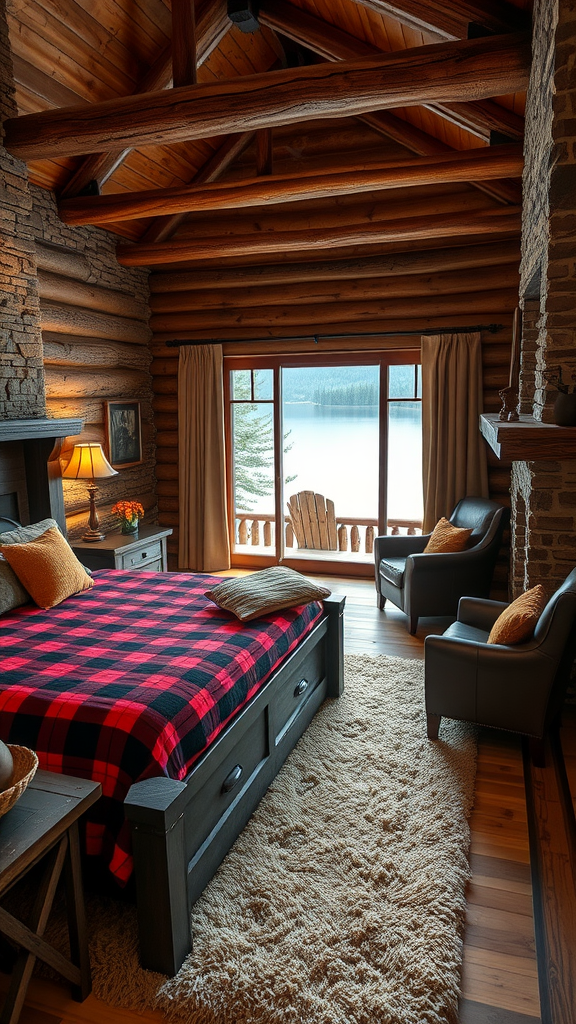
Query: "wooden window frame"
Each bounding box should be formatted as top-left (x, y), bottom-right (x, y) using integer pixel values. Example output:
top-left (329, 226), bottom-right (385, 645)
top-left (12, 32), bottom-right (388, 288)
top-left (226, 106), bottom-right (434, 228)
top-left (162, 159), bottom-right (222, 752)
top-left (224, 348), bottom-right (420, 577)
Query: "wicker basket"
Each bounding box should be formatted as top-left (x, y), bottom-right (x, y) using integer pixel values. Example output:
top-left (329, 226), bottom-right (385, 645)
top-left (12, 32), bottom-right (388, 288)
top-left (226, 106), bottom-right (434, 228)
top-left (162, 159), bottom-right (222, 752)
top-left (0, 746), bottom-right (39, 819)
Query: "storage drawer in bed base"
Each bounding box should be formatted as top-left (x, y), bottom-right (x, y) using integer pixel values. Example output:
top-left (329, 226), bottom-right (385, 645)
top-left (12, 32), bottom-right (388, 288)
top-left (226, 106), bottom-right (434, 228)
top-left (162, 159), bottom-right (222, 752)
top-left (125, 594), bottom-right (345, 977)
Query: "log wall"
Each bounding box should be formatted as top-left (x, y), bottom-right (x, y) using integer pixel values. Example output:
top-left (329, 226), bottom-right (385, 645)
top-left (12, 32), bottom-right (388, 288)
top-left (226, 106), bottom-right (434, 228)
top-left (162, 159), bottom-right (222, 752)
top-left (30, 185), bottom-right (157, 539)
top-left (149, 229), bottom-right (517, 595)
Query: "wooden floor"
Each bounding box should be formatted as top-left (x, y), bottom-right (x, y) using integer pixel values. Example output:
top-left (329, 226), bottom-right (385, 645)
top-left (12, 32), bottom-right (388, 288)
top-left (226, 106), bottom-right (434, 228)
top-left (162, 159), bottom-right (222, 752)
top-left (0, 576), bottom-right (550, 1024)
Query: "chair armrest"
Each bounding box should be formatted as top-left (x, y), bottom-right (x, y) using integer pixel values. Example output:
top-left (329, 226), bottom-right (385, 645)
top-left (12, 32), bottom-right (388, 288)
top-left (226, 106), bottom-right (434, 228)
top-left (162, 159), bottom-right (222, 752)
top-left (457, 596), bottom-right (509, 631)
top-left (408, 543), bottom-right (497, 572)
top-left (374, 533), bottom-right (429, 561)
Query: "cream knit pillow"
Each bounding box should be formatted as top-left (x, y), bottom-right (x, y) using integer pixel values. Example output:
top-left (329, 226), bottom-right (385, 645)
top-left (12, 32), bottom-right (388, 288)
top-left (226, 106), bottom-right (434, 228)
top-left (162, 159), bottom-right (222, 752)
top-left (206, 566), bottom-right (331, 622)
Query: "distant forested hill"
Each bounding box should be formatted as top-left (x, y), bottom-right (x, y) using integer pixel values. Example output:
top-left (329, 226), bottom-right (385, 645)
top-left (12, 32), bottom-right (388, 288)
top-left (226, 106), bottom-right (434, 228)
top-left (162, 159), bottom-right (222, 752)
top-left (282, 364), bottom-right (416, 403)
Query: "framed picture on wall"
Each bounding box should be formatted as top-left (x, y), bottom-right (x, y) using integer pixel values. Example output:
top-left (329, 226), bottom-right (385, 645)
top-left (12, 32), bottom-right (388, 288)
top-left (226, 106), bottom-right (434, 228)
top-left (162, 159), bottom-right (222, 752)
top-left (105, 400), bottom-right (143, 469)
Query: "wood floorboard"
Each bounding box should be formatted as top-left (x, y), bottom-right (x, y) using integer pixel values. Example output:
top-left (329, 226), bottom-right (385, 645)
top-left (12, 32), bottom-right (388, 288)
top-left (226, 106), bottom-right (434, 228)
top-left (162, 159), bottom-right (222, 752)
top-left (1, 576), bottom-right (547, 1024)
top-left (459, 998), bottom-right (542, 1023)
top-left (524, 733), bottom-right (576, 1024)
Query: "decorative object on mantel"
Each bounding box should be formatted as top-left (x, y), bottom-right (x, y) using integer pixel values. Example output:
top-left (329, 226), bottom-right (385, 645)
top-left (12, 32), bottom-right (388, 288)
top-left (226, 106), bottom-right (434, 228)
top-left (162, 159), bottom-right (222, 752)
top-left (112, 500), bottom-right (145, 535)
top-left (498, 305), bottom-right (521, 422)
top-left (62, 443), bottom-right (118, 541)
top-left (0, 745), bottom-right (38, 818)
top-left (543, 366), bottom-right (576, 426)
top-left (105, 400), bottom-right (143, 469)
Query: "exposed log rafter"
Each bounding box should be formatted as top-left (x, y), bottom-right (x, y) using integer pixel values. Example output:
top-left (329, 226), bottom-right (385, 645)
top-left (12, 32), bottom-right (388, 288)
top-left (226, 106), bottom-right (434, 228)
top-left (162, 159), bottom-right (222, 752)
top-left (4, 33), bottom-right (531, 161)
top-left (58, 145), bottom-right (523, 226)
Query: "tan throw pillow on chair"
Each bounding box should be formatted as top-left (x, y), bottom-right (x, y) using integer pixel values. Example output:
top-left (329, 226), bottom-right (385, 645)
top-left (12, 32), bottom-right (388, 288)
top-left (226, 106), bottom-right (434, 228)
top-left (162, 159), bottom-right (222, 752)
top-left (487, 585), bottom-right (546, 645)
top-left (423, 517), bottom-right (473, 553)
top-left (0, 527), bottom-right (94, 610)
top-left (205, 566), bottom-right (331, 622)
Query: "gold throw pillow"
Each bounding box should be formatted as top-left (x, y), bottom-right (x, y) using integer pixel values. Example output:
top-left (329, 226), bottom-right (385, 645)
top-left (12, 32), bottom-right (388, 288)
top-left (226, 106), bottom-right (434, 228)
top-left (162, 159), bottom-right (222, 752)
top-left (0, 527), bottom-right (94, 610)
top-left (206, 566), bottom-right (331, 622)
top-left (487, 585), bottom-right (546, 645)
top-left (423, 517), bottom-right (473, 553)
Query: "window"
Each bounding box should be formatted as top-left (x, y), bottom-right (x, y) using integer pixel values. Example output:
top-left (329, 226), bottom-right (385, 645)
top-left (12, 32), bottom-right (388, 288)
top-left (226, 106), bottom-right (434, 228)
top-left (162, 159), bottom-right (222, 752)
top-left (225, 352), bottom-right (422, 571)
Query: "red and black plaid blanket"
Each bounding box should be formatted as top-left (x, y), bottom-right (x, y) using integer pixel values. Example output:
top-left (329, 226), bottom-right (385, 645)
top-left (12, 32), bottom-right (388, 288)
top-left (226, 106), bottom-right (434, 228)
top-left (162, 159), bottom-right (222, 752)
top-left (0, 570), bottom-right (323, 882)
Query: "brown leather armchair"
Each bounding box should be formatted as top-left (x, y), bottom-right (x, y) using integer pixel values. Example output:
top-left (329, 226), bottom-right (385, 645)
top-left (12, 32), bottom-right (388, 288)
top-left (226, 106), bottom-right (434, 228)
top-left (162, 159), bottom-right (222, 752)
top-left (374, 497), bottom-right (508, 634)
top-left (424, 569), bottom-right (576, 764)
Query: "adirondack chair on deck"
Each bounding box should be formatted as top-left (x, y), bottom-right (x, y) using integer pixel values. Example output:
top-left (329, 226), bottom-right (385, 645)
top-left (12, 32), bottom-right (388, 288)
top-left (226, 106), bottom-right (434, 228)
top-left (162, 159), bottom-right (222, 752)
top-left (287, 491), bottom-right (338, 550)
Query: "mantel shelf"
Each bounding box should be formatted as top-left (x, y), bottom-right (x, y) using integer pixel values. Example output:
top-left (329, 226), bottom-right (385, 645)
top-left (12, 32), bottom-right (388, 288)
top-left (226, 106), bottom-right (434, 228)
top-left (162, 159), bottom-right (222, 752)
top-left (0, 417), bottom-right (83, 442)
top-left (480, 413), bottom-right (576, 462)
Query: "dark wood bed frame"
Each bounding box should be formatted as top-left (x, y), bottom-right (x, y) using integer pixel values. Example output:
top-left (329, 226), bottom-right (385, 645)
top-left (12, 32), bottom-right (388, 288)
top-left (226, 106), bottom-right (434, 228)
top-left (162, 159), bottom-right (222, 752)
top-left (0, 422), bottom-right (345, 977)
top-left (126, 595), bottom-right (344, 975)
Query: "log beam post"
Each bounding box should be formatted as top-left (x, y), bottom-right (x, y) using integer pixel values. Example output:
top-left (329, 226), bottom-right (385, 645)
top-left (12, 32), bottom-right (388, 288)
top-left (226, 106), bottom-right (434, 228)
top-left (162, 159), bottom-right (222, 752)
top-left (172, 0), bottom-right (197, 87)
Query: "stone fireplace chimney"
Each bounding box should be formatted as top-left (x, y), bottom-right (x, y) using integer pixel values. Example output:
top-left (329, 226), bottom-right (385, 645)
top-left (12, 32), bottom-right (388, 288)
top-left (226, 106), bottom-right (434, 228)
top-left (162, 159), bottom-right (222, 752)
top-left (0, 0), bottom-right (46, 420)
top-left (512, 0), bottom-right (576, 596)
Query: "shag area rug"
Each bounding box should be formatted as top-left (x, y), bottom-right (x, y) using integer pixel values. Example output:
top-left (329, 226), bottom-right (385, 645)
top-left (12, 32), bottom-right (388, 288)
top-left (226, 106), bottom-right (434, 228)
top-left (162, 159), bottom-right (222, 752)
top-left (81, 654), bottom-right (477, 1023)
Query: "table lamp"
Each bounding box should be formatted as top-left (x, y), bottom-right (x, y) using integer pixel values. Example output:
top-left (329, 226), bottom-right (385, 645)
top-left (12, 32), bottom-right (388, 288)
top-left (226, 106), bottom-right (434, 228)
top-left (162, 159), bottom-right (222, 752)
top-left (62, 443), bottom-right (118, 541)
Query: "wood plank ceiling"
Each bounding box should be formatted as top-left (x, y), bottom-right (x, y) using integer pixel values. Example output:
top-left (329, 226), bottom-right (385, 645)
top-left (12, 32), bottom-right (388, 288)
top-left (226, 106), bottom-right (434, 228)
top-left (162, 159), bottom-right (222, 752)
top-left (5, 0), bottom-right (532, 250)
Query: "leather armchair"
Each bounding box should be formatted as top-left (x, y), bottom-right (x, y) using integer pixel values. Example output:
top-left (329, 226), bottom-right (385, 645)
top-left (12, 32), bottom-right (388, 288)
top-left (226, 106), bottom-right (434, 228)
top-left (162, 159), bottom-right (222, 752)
top-left (425, 569), bottom-right (576, 764)
top-left (374, 497), bottom-right (508, 634)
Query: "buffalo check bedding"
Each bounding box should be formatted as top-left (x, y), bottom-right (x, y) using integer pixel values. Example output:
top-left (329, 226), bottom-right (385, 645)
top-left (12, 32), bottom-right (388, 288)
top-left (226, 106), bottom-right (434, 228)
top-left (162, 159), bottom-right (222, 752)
top-left (0, 569), bottom-right (323, 882)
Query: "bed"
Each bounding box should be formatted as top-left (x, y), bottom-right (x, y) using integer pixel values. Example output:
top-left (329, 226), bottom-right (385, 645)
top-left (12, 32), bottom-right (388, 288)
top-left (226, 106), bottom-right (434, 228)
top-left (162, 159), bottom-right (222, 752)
top-left (0, 516), bottom-right (344, 976)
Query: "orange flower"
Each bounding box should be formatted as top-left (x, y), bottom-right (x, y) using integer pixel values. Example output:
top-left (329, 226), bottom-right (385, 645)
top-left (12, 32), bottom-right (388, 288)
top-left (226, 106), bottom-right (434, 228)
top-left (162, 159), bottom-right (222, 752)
top-left (111, 500), bottom-right (145, 522)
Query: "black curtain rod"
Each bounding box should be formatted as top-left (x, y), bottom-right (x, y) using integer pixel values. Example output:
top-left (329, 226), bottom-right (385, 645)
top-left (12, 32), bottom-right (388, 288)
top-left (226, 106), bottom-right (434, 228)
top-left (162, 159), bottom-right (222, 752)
top-left (165, 324), bottom-right (504, 348)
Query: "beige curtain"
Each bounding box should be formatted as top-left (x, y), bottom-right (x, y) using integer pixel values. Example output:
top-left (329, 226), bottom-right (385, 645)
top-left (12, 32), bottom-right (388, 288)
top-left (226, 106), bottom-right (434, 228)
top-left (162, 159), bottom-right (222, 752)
top-left (178, 344), bottom-right (231, 572)
top-left (421, 332), bottom-right (489, 534)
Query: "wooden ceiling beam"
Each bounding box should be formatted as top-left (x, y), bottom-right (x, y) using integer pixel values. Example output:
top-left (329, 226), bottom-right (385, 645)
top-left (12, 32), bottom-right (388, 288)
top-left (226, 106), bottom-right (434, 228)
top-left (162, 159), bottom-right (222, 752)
top-left (139, 131), bottom-right (255, 245)
top-left (259, 1), bottom-right (525, 142)
top-left (58, 145), bottom-right (523, 226)
top-left (58, 0), bottom-right (229, 199)
top-left (351, 0), bottom-right (529, 39)
top-left (116, 206), bottom-right (521, 267)
top-left (5, 33), bottom-right (530, 162)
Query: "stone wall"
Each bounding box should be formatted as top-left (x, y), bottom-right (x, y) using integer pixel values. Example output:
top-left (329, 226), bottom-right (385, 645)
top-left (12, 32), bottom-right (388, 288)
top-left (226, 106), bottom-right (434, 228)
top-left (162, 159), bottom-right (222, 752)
top-left (512, 0), bottom-right (576, 597)
top-left (0, 0), bottom-right (45, 420)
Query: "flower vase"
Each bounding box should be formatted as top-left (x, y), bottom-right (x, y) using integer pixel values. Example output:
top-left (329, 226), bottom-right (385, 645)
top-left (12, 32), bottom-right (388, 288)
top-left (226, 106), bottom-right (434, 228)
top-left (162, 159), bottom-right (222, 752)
top-left (553, 392), bottom-right (576, 427)
top-left (121, 520), bottom-right (139, 536)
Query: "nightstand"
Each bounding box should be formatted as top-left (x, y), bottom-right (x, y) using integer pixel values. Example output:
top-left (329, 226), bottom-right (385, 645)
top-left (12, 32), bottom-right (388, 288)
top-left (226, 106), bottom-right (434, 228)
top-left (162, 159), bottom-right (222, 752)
top-left (71, 525), bottom-right (172, 573)
top-left (0, 771), bottom-right (101, 1023)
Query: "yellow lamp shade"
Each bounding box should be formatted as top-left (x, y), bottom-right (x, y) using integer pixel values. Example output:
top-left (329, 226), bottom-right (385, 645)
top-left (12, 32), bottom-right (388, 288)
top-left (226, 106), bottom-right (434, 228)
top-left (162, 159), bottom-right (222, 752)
top-left (62, 443), bottom-right (118, 481)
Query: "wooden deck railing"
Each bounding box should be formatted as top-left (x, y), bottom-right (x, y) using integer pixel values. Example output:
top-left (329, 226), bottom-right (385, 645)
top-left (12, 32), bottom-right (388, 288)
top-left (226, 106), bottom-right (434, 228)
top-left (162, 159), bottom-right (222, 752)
top-left (235, 513), bottom-right (422, 552)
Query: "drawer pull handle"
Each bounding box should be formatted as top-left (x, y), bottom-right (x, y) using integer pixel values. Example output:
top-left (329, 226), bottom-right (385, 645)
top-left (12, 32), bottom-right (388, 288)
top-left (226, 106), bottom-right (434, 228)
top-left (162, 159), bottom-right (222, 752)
top-left (141, 552), bottom-right (147, 558)
top-left (221, 764), bottom-right (243, 794)
top-left (294, 678), bottom-right (308, 697)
